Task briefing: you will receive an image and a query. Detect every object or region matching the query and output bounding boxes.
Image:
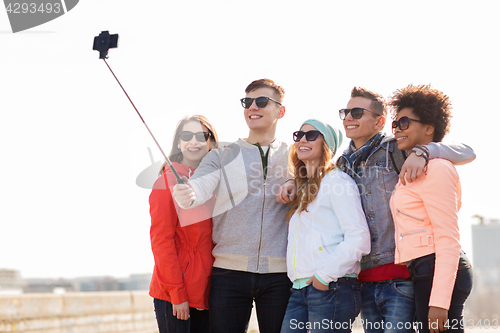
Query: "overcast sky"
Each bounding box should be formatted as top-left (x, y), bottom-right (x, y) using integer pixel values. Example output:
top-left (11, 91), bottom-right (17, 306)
top-left (1, 0), bottom-right (498, 279)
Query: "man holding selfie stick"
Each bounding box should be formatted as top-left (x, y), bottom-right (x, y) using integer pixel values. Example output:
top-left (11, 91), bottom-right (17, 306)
top-left (173, 79), bottom-right (291, 333)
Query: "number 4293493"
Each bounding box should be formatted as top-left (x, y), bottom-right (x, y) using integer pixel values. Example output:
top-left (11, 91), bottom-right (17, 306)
top-left (6, 3), bottom-right (61, 14)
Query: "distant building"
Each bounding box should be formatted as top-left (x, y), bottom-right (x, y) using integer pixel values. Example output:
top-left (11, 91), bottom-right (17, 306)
top-left (0, 268), bottom-right (22, 294)
top-left (472, 220), bottom-right (500, 288)
top-left (72, 273), bottom-right (152, 292)
top-left (23, 278), bottom-right (77, 293)
top-left (74, 276), bottom-right (121, 292)
top-left (119, 273), bottom-right (152, 291)
top-left (9, 272), bottom-right (152, 293)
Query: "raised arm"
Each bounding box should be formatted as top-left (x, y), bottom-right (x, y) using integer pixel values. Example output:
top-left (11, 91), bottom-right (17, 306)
top-left (400, 142), bottom-right (475, 185)
top-left (173, 150), bottom-right (221, 209)
top-left (426, 142), bottom-right (476, 165)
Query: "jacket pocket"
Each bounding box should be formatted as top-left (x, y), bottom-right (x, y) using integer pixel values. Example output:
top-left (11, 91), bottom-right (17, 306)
top-left (396, 209), bottom-right (424, 222)
top-left (312, 231), bottom-right (328, 266)
top-left (398, 229), bottom-right (426, 241)
top-left (399, 231), bottom-right (435, 248)
top-left (182, 262), bottom-right (190, 279)
top-left (396, 209), bottom-right (433, 248)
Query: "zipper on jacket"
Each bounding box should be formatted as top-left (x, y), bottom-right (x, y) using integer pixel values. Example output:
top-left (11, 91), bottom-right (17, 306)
top-left (396, 209), bottom-right (424, 221)
top-left (292, 193), bottom-right (306, 278)
top-left (182, 262), bottom-right (189, 279)
top-left (256, 146), bottom-right (272, 272)
top-left (293, 214), bottom-right (299, 280)
top-left (399, 229), bottom-right (426, 241)
top-left (256, 181), bottom-right (266, 272)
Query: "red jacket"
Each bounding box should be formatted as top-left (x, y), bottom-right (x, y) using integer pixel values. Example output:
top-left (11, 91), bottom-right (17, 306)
top-left (149, 162), bottom-right (215, 309)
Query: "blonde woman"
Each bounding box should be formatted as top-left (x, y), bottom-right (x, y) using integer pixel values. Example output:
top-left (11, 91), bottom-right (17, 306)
top-left (280, 119), bottom-right (370, 333)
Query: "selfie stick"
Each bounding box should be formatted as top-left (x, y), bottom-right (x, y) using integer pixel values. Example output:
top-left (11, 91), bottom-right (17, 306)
top-left (93, 31), bottom-right (185, 184)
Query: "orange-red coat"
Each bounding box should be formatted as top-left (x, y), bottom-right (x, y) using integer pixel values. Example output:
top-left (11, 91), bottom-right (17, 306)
top-left (149, 162), bottom-right (215, 309)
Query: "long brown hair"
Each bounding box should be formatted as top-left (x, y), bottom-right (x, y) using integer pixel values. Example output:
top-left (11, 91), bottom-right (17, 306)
top-left (159, 115), bottom-right (219, 175)
top-left (285, 139), bottom-right (336, 222)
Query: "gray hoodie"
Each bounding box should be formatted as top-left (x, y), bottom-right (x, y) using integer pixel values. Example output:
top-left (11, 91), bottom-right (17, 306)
top-left (189, 138), bottom-right (290, 273)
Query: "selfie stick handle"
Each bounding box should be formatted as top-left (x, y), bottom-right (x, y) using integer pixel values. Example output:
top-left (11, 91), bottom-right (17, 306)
top-left (102, 59), bottom-right (185, 185)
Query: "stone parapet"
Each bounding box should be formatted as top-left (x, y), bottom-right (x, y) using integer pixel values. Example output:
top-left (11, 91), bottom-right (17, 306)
top-left (0, 291), bottom-right (156, 333)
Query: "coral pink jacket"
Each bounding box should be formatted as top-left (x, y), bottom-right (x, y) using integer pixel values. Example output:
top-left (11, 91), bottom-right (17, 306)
top-left (390, 159), bottom-right (462, 310)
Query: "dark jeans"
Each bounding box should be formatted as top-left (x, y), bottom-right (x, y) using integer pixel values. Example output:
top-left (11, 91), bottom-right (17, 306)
top-left (209, 267), bottom-right (292, 333)
top-left (280, 277), bottom-right (361, 333)
top-left (361, 280), bottom-right (415, 333)
top-left (153, 298), bottom-right (210, 333)
top-left (410, 252), bottom-right (473, 333)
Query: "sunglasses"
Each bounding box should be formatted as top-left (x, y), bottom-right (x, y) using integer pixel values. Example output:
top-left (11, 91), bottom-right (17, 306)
top-left (339, 107), bottom-right (380, 120)
top-left (293, 130), bottom-right (321, 142)
top-left (179, 131), bottom-right (211, 142)
top-left (240, 96), bottom-right (282, 109)
top-left (392, 116), bottom-right (425, 133)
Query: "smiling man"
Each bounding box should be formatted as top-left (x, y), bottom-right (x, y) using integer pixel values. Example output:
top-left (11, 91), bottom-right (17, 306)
top-left (173, 79), bottom-right (292, 333)
top-left (336, 86), bottom-right (476, 333)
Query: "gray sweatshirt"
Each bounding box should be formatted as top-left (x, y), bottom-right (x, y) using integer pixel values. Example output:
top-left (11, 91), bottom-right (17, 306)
top-left (189, 138), bottom-right (290, 273)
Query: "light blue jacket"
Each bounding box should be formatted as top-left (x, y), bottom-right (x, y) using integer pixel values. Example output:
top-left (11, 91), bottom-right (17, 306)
top-left (287, 169), bottom-right (371, 284)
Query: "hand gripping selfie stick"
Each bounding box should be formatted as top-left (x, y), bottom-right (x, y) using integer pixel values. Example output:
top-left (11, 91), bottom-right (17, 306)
top-left (93, 31), bottom-right (185, 184)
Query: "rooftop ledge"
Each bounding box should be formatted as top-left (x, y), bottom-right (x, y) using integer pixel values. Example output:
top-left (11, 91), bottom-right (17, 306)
top-left (0, 290), bottom-right (157, 333)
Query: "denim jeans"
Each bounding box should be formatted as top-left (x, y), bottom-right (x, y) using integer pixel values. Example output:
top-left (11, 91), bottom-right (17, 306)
top-left (209, 267), bottom-right (291, 333)
top-left (410, 253), bottom-right (473, 333)
top-left (360, 280), bottom-right (415, 333)
top-left (280, 277), bottom-right (361, 333)
top-left (153, 298), bottom-right (210, 333)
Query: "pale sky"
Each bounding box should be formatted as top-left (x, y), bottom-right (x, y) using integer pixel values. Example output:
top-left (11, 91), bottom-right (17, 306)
top-left (1, 1), bottom-right (498, 279)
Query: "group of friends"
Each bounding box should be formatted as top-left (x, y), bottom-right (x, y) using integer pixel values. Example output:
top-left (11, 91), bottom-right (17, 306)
top-left (148, 79), bottom-right (475, 333)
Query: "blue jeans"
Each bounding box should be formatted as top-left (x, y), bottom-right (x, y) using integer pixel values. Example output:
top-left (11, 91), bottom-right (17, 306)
top-left (280, 277), bottom-right (361, 333)
top-left (410, 253), bottom-right (473, 333)
top-left (153, 298), bottom-right (210, 333)
top-left (209, 267), bottom-right (291, 333)
top-left (360, 280), bottom-right (415, 333)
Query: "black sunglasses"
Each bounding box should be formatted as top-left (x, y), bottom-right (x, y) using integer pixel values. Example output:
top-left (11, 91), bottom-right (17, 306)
top-left (392, 116), bottom-right (425, 132)
top-left (293, 130), bottom-right (321, 142)
top-left (339, 107), bottom-right (380, 120)
top-left (179, 131), bottom-right (211, 142)
top-left (240, 96), bottom-right (282, 109)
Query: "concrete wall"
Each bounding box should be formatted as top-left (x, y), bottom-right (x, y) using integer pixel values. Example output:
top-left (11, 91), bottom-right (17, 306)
top-left (0, 291), bottom-right (157, 333)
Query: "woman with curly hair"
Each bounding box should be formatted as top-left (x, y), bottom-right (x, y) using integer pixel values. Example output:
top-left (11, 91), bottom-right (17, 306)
top-left (389, 85), bottom-right (473, 333)
top-left (280, 119), bottom-right (370, 333)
